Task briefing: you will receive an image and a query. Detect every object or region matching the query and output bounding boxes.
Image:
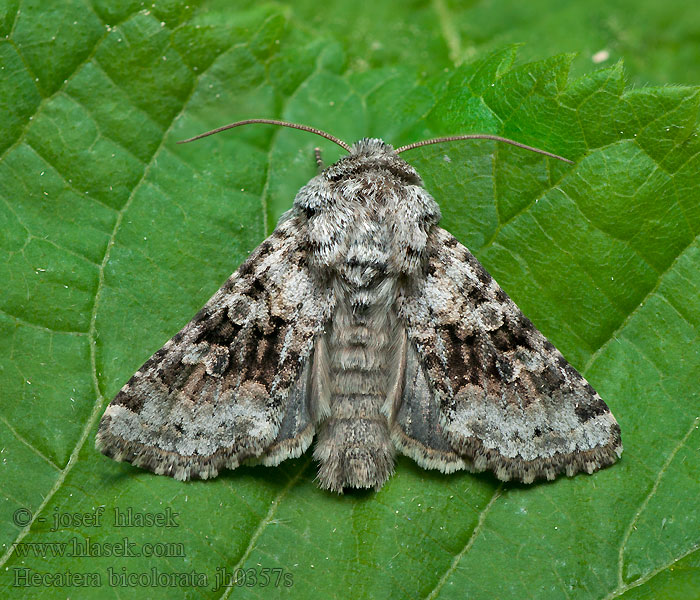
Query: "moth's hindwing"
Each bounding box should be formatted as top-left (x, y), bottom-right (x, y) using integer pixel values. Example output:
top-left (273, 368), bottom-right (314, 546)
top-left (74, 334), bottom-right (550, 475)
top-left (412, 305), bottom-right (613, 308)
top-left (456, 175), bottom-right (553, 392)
top-left (396, 227), bottom-right (622, 483)
top-left (95, 214), bottom-right (332, 480)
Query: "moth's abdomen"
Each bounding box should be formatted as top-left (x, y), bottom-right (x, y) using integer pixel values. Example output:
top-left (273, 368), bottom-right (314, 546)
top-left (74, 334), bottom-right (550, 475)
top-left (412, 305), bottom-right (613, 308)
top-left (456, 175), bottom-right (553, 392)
top-left (314, 397), bottom-right (394, 493)
top-left (313, 285), bottom-right (397, 492)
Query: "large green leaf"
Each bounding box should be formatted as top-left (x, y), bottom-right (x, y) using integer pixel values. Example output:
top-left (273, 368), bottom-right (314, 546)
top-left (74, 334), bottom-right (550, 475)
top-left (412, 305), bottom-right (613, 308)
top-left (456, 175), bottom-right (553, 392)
top-left (1, 2), bottom-right (699, 599)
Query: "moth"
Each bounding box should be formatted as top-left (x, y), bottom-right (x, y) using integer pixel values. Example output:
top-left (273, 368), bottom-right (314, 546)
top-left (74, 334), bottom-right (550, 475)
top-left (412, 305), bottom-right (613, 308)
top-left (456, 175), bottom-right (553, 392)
top-left (96, 119), bottom-right (622, 492)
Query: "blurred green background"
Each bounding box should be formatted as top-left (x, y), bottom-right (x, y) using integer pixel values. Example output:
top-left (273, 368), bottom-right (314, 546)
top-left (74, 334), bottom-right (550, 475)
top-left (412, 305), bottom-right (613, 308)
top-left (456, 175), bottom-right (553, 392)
top-left (285, 0), bottom-right (700, 86)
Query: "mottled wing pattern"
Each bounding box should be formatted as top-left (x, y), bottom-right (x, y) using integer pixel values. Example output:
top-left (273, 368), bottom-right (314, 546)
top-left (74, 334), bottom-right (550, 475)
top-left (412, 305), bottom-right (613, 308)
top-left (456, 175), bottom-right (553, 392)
top-left (96, 213), bottom-right (332, 480)
top-left (390, 332), bottom-right (469, 474)
top-left (396, 227), bottom-right (622, 483)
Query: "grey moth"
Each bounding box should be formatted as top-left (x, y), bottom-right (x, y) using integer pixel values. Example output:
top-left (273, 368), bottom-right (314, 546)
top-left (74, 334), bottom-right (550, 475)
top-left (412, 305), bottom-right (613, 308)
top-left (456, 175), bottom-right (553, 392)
top-left (96, 119), bottom-right (622, 493)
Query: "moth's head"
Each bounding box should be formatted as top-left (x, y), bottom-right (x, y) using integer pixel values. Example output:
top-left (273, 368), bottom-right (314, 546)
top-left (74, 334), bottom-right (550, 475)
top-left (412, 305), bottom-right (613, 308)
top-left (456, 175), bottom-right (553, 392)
top-left (321, 137), bottom-right (422, 185)
top-left (349, 137), bottom-right (395, 157)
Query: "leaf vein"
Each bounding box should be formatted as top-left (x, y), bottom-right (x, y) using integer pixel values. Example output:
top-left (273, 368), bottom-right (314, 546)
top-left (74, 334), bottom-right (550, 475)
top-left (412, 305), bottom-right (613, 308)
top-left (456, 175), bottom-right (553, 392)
top-left (423, 485), bottom-right (502, 600)
top-left (217, 456), bottom-right (311, 600)
top-left (0, 413), bottom-right (60, 470)
top-left (615, 415), bottom-right (699, 588)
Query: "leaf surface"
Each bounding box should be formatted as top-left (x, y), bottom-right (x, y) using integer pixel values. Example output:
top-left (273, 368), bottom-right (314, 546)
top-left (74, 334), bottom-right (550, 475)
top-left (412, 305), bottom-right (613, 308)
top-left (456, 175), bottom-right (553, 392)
top-left (1, 3), bottom-right (698, 599)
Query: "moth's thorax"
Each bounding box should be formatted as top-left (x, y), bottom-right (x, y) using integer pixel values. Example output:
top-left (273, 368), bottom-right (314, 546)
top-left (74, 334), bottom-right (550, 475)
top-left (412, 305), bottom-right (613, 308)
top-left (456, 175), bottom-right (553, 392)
top-left (294, 138), bottom-right (441, 279)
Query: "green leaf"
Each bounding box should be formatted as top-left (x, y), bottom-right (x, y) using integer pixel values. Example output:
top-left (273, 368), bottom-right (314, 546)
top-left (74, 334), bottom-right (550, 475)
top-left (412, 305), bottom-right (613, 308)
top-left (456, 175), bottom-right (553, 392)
top-left (1, 3), bottom-right (699, 599)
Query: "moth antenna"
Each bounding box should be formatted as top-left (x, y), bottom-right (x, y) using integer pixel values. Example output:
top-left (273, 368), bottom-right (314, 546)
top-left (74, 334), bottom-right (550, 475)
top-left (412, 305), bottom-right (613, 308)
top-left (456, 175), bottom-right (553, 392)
top-left (395, 134), bottom-right (574, 164)
top-left (177, 118), bottom-right (352, 152)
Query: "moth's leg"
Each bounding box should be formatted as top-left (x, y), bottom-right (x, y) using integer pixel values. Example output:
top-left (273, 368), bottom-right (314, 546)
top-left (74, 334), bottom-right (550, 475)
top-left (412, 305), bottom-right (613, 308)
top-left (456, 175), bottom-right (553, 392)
top-left (314, 147), bottom-right (324, 171)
